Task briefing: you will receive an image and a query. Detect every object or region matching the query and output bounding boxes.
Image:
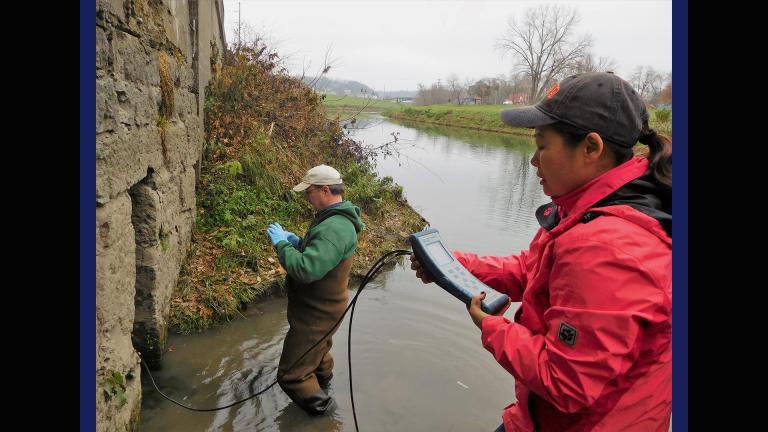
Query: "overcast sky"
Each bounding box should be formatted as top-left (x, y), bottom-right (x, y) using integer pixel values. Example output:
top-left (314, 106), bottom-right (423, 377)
top-left (222, 0), bottom-right (672, 91)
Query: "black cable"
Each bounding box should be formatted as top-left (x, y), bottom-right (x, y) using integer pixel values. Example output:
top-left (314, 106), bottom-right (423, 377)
top-left (348, 278), bottom-right (362, 430)
top-left (348, 249), bottom-right (411, 431)
top-left (139, 356), bottom-right (277, 412)
top-left (140, 249), bottom-right (412, 425)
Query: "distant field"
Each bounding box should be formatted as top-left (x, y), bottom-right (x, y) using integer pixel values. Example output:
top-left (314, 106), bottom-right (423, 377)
top-left (322, 95), bottom-right (406, 113)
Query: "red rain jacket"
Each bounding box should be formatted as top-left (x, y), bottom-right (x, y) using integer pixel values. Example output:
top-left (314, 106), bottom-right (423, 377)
top-left (455, 158), bottom-right (672, 431)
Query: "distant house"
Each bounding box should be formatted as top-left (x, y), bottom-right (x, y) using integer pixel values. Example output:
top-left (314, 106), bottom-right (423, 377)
top-left (506, 92), bottom-right (530, 104)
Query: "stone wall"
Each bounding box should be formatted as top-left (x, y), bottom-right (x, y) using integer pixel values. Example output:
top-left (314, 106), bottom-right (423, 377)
top-left (95, 1), bottom-right (225, 430)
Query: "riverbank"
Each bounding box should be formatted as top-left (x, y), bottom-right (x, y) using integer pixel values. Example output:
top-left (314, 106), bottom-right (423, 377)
top-left (382, 104), bottom-right (673, 138)
top-left (384, 104), bottom-right (533, 137)
top-left (169, 47), bottom-right (426, 334)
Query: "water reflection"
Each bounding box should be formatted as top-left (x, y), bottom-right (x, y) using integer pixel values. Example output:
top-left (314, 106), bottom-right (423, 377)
top-left (346, 115), bottom-right (549, 254)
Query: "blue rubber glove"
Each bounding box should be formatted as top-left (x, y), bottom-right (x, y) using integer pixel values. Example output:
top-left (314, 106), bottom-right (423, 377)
top-left (270, 223), bottom-right (300, 247)
top-left (285, 232), bottom-right (300, 247)
top-left (267, 223), bottom-right (289, 246)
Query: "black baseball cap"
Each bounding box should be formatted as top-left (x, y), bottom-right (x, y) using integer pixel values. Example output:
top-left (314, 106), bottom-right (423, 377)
top-left (500, 72), bottom-right (649, 148)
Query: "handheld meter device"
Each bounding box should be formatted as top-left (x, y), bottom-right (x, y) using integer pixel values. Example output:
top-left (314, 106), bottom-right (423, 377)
top-left (409, 228), bottom-right (510, 314)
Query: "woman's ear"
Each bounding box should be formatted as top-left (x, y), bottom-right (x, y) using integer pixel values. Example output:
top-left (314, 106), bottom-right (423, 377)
top-left (583, 132), bottom-right (605, 160)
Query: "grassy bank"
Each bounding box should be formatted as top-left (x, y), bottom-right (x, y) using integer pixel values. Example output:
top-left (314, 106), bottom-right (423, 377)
top-left (170, 47), bottom-right (426, 334)
top-left (383, 104), bottom-right (532, 136)
top-left (383, 104), bottom-right (672, 137)
top-left (322, 95), bottom-right (406, 116)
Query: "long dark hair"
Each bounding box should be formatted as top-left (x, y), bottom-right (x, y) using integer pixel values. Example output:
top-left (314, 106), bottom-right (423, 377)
top-left (549, 121), bottom-right (672, 188)
top-left (638, 122), bottom-right (672, 188)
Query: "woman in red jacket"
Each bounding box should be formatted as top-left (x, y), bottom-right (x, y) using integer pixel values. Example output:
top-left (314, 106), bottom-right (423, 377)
top-left (411, 72), bottom-right (672, 431)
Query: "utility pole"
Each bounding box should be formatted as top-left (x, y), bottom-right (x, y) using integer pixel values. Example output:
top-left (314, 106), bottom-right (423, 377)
top-left (237, 1), bottom-right (241, 50)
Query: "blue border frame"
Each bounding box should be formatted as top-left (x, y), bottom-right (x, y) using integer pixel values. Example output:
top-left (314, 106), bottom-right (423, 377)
top-left (671, 0), bottom-right (688, 430)
top-left (81, 0), bottom-right (96, 430)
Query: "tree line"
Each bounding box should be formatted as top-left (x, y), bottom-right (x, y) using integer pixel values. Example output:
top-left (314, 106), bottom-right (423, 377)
top-left (415, 4), bottom-right (671, 107)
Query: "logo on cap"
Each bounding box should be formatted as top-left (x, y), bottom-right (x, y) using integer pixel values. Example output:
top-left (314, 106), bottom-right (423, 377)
top-left (546, 83), bottom-right (560, 100)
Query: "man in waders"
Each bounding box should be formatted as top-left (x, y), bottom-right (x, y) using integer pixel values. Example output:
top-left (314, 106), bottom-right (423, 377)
top-left (266, 164), bottom-right (365, 415)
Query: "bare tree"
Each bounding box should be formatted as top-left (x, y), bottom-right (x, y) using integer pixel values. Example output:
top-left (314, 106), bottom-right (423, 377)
top-left (657, 72), bottom-right (672, 105)
top-left (650, 71), bottom-right (667, 102)
top-left (595, 56), bottom-right (618, 72)
top-left (658, 81), bottom-right (672, 105)
top-left (630, 66), bottom-right (666, 102)
top-left (446, 73), bottom-right (465, 105)
top-left (414, 83), bottom-right (430, 105)
top-left (463, 78), bottom-right (475, 104)
top-left (497, 4), bottom-right (592, 103)
top-left (489, 76), bottom-right (503, 104)
top-left (573, 53), bottom-right (618, 74)
top-left (414, 81), bottom-right (452, 106)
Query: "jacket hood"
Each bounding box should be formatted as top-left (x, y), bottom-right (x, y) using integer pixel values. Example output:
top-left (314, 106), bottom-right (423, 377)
top-left (313, 200), bottom-right (365, 233)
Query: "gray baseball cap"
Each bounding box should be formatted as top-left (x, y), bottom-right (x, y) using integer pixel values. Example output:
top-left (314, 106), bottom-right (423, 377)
top-left (500, 72), bottom-right (649, 148)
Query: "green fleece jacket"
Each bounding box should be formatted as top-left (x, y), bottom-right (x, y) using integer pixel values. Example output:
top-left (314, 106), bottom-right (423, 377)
top-left (275, 200), bottom-right (365, 284)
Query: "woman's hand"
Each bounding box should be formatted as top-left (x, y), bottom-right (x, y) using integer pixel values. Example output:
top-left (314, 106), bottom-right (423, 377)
top-left (410, 253), bottom-right (435, 284)
top-left (468, 292), bottom-right (512, 329)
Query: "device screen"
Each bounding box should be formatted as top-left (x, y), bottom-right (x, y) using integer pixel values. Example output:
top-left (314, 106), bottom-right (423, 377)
top-left (426, 241), bottom-right (453, 266)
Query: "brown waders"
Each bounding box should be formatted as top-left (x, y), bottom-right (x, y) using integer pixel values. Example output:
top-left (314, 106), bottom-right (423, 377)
top-left (277, 257), bottom-right (352, 415)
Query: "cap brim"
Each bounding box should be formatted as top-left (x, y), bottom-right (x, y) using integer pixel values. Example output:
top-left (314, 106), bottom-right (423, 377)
top-left (500, 106), bottom-right (558, 128)
top-left (292, 182), bottom-right (311, 192)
